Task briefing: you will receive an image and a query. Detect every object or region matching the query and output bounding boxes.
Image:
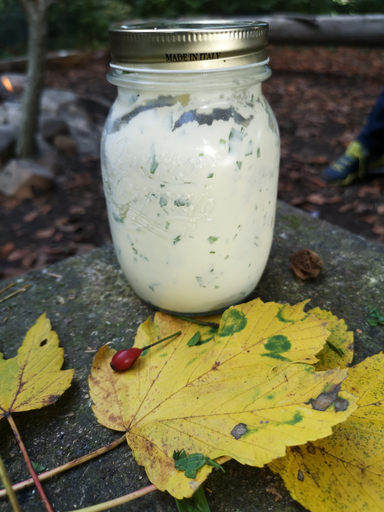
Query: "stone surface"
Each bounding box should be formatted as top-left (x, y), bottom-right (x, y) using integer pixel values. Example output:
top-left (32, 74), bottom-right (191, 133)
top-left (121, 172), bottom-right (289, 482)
top-left (0, 125), bottom-right (18, 166)
top-left (40, 88), bottom-right (78, 114)
top-left (58, 101), bottom-right (101, 156)
top-left (39, 115), bottom-right (68, 140)
top-left (2, 100), bottom-right (22, 127)
top-left (0, 105), bottom-right (7, 125)
top-left (0, 158), bottom-right (54, 198)
top-left (53, 133), bottom-right (78, 156)
top-left (0, 201), bottom-right (383, 511)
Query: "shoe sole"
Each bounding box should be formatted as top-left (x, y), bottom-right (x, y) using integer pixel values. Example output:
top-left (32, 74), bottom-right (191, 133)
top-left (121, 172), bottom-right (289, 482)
top-left (323, 171), bottom-right (359, 186)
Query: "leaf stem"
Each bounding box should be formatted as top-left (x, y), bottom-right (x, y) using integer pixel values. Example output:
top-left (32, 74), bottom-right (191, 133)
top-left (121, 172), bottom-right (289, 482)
top-left (0, 453), bottom-right (21, 512)
top-left (0, 282), bottom-right (16, 295)
top-left (7, 414), bottom-right (54, 512)
top-left (173, 316), bottom-right (220, 329)
top-left (0, 434), bottom-right (126, 498)
top-left (66, 484), bottom-right (157, 512)
top-left (142, 330), bottom-right (182, 351)
top-left (0, 285), bottom-right (31, 304)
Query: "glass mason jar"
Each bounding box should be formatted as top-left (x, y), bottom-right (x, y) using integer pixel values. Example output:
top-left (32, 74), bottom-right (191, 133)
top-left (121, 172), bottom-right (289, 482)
top-left (101, 21), bottom-right (280, 315)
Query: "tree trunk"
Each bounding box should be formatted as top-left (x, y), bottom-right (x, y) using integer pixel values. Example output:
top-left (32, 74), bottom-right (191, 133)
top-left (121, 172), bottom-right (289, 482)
top-left (16, 0), bottom-right (53, 159)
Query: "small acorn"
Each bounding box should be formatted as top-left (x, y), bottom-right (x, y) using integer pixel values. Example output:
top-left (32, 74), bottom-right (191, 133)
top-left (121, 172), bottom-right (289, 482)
top-left (110, 330), bottom-right (181, 371)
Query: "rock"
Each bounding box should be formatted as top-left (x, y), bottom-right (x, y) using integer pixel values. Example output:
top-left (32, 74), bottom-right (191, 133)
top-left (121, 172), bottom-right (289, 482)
top-left (58, 101), bottom-right (101, 157)
top-left (0, 105), bottom-right (7, 125)
top-left (40, 88), bottom-right (77, 114)
top-left (35, 134), bottom-right (60, 174)
top-left (0, 158), bottom-right (54, 198)
top-left (39, 115), bottom-right (68, 140)
top-left (53, 134), bottom-right (78, 156)
top-left (0, 125), bottom-right (18, 166)
top-left (3, 100), bottom-right (22, 127)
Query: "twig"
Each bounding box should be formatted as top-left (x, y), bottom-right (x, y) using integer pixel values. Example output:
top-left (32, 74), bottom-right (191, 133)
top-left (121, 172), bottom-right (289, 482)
top-left (67, 484), bottom-right (157, 512)
top-left (0, 285), bottom-right (31, 304)
top-left (0, 434), bottom-right (126, 498)
top-left (7, 414), bottom-right (54, 512)
top-left (0, 283), bottom-right (16, 295)
top-left (0, 453), bottom-right (21, 512)
top-left (46, 272), bottom-right (63, 279)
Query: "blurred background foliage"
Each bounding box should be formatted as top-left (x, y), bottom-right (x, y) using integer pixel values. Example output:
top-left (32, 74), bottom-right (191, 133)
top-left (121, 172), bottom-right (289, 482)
top-left (1, 0), bottom-right (384, 58)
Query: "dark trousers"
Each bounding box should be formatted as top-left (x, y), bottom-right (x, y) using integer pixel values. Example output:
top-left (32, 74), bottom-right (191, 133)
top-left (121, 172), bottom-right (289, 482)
top-left (357, 87), bottom-right (384, 158)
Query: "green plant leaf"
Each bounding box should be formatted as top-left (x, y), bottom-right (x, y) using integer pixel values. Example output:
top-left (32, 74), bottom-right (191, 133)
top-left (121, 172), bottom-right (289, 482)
top-left (31, 461), bottom-right (46, 473)
top-left (187, 331), bottom-right (201, 346)
top-left (368, 307), bottom-right (384, 327)
top-left (175, 486), bottom-right (211, 512)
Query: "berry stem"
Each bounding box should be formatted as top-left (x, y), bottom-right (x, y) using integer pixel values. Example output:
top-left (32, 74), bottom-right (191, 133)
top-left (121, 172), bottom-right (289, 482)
top-left (6, 414), bottom-right (54, 512)
top-left (141, 330), bottom-right (181, 351)
top-left (0, 434), bottom-right (126, 498)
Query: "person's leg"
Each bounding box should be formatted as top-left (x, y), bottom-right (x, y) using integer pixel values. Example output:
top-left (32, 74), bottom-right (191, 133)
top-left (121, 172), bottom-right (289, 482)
top-left (322, 88), bottom-right (384, 185)
top-left (357, 88), bottom-right (384, 158)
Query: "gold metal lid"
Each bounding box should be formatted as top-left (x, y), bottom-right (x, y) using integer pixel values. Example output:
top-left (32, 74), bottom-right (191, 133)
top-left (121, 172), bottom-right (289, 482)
top-left (109, 20), bottom-right (269, 72)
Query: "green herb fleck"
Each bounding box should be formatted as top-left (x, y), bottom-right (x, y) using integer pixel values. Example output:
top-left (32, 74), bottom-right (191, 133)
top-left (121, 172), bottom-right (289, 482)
top-left (208, 236), bottom-right (218, 244)
top-left (160, 195), bottom-right (168, 207)
top-left (132, 247), bottom-right (138, 255)
top-left (113, 212), bottom-right (124, 224)
top-left (166, 221), bottom-right (170, 229)
top-left (236, 161), bottom-right (243, 170)
top-left (187, 331), bottom-right (201, 346)
top-left (174, 197), bottom-right (189, 207)
top-left (368, 307), bottom-right (384, 327)
top-left (207, 173), bottom-right (214, 178)
top-left (215, 285), bottom-right (219, 289)
top-left (196, 276), bottom-right (205, 288)
top-left (224, 255), bottom-right (229, 259)
top-left (245, 140), bottom-right (253, 156)
top-left (173, 235), bottom-right (181, 244)
top-left (149, 285), bottom-right (155, 292)
top-left (199, 153), bottom-right (204, 156)
top-left (220, 138), bottom-right (226, 144)
top-left (140, 254), bottom-right (149, 261)
top-left (150, 155), bottom-right (159, 174)
top-left (257, 147), bottom-right (261, 158)
top-left (209, 251), bottom-right (215, 254)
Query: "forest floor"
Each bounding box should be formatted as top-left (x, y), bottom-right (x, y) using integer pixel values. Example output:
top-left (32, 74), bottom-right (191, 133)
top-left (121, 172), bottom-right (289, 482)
top-left (1, 45), bottom-right (384, 280)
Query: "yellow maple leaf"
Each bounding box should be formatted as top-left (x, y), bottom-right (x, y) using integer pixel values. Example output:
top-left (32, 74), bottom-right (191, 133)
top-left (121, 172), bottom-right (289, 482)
top-left (89, 298), bottom-right (358, 499)
top-left (0, 314), bottom-right (74, 418)
top-left (269, 353), bottom-right (384, 511)
top-left (309, 307), bottom-right (354, 371)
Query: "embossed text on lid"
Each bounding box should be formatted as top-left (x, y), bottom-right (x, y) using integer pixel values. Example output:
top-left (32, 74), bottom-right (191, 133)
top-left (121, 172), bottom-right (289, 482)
top-left (109, 20), bottom-right (269, 72)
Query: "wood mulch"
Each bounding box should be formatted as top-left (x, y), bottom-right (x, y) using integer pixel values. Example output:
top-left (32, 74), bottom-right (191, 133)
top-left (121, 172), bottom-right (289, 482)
top-left (1, 45), bottom-right (383, 281)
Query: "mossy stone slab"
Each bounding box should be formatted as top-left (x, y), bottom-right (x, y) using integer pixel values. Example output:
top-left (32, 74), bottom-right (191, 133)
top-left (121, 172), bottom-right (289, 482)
top-left (0, 201), bottom-right (383, 511)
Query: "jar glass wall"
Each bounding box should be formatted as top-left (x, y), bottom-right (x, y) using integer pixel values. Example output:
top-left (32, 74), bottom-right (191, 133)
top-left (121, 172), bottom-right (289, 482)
top-left (101, 64), bottom-right (280, 314)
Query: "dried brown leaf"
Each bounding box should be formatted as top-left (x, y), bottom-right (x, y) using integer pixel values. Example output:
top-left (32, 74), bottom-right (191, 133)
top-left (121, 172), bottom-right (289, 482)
top-left (35, 227), bottom-right (56, 239)
top-left (23, 211), bottom-right (39, 223)
top-left (290, 249), bottom-right (323, 280)
top-left (306, 193), bottom-right (327, 206)
top-left (0, 242), bottom-right (15, 259)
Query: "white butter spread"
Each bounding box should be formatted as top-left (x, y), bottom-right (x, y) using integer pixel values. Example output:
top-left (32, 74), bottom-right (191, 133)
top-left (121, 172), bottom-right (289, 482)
top-left (101, 80), bottom-right (280, 313)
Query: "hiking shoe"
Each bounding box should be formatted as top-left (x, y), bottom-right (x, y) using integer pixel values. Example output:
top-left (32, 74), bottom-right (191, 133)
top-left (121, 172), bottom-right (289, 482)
top-left (321, 141), bottom-right (366, 185)
top-left (322, 141), bottom-right (384, 185)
